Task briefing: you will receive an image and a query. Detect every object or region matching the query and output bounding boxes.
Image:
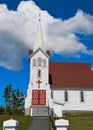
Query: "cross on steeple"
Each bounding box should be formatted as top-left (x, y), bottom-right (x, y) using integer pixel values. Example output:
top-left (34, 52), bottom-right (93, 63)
top-left (36, 80), bottom-right (42, 89)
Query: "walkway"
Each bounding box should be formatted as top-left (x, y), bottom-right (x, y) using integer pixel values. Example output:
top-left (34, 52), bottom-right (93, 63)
top-left (28, 117), bottom-right (49, 130)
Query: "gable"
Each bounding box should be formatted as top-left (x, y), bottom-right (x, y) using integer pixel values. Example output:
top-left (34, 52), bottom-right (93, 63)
top-left (29, 48), bottom-right (50, 59)
top-left (49, 62), bottom-right (93, 88)
top-left (32, 49), bottom-right (47, 59)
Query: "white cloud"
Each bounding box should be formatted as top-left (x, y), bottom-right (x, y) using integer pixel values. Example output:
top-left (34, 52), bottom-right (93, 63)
top-left (62, 10), bottom-right (93, 34)
top-left (0, 1), bottom-right (93, 70)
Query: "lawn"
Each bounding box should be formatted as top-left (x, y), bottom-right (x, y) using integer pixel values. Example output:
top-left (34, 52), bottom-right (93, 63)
top-left (1, 112), bottom-right (93, 130)
top-left (0, 115), bottom-right (33, 130)
top-left (64, 111), bottom-right (93, 130)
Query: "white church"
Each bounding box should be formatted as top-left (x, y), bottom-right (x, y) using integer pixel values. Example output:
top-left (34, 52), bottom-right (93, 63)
top-left (25, 16), bottom-right (93, 116)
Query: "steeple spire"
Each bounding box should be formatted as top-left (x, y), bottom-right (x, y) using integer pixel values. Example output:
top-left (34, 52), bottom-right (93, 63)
top-left (33, 13), bottom-right (45, 52)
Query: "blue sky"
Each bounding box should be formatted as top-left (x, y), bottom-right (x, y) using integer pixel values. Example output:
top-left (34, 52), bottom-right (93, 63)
top-left (0, 0), bottom-right (93, 106)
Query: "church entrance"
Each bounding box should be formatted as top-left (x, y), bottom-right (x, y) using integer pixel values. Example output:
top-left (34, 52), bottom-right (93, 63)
top-left (32, 90), bottom-right (46, 105)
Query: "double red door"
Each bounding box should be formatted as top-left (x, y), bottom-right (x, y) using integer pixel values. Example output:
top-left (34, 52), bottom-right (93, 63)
top-left (32, 90), bottom-right (46, 105)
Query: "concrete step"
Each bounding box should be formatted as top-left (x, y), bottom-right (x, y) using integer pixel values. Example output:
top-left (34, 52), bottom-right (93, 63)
top-left (32, 106), bottom-right (49, 117)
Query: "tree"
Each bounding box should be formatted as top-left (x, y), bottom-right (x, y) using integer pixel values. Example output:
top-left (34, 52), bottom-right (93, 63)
top-left (3, 84), bottom-right (12, 112)
top-left (12, 89), bottom-right (24, 113)
top-left (0, 106), bottom-right (4, 114)
top-left (3, 85), bottom-right (24, 114)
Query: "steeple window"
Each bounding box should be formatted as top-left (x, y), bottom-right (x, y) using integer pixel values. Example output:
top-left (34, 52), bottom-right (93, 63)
top-left (38, 57), bottom-right (42, 66)
top-left (32, 58), bottom-right (36, 67)
top-left (38, 69), bottom-right (41, 78)
top-left (43, 59), bottom-right (46, 67)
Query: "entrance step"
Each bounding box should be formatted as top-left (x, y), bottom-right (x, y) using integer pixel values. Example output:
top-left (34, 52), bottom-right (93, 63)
top-left (32, 106), bottom-right (49, 117)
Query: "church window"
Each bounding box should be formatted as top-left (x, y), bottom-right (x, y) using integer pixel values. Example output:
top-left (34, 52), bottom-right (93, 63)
top-left (51, 91), bottom-right (53, 99)
top-left (44, 59), bottom-right (46, 67)
top-left (38, 57), bottom-right (42, 66)
top-left (80, 91), bottom-right (84, 102)
top-left (64, 91), bottom-right (68, 102)
top-left (38, 69), bottom-right (41, 78)
top-left (32, 58), bottom-right (36, 67)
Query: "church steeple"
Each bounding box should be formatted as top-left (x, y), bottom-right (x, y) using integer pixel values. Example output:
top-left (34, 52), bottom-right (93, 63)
top-left (33, 14), bottom-right (45, 52)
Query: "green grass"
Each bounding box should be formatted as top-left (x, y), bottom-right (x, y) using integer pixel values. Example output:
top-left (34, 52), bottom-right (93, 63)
top-left (1, 112), bottom-right (93, 130)
top-left (0, 115), bottom-right (33, 130)
top-left (64, 112), bottom-right (93, 130)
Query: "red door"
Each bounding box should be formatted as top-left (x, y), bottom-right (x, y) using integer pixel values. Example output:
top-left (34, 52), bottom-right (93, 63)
top-left (32, 90), bottom-right (46, 105)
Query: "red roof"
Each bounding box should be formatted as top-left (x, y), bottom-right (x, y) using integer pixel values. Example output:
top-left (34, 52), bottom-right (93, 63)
top-left (29, 50), bottom-right (33, 55)
top-left (49, 62), bottom-right (93, 88)
top-left (46, 50), bottom-right (51, 57)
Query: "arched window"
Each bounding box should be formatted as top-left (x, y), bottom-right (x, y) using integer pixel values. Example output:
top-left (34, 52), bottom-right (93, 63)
top-left (32, 58), bottom-right (36, 67)
top-left (64, 91), bottom-right (68, 102)
top-left (38, 57), bottom-right (42, 66)
top-left (80, 91), bottom-right (84, 102)
top-left (43, 59), bottom-right (46, 67)
top-left (38, 69), bottom-right (41, 78)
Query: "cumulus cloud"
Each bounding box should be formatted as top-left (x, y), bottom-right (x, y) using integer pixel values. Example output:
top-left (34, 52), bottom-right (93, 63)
top-left (0, 0), bottom-right (93, 70)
